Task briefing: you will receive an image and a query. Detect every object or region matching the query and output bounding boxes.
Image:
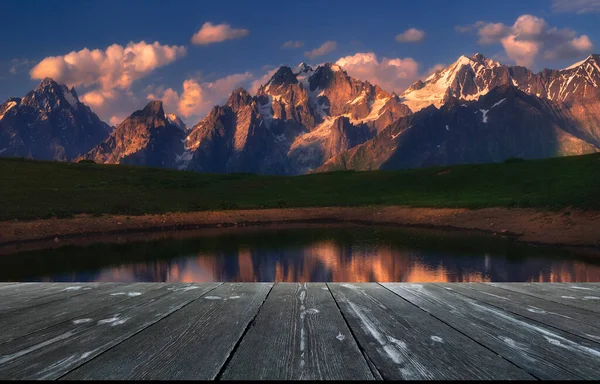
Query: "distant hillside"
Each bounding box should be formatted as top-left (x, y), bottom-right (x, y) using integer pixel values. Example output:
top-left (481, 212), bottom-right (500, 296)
top-left (0, 153), bottom-right (598, 221)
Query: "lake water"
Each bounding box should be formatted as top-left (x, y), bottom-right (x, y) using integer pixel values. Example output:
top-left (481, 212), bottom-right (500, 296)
top-left (2, 225), bottom-right (599, 282)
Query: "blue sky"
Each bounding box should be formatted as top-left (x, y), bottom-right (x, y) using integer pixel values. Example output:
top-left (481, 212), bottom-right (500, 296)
top-left (1, 0), bottom-right (599, 125)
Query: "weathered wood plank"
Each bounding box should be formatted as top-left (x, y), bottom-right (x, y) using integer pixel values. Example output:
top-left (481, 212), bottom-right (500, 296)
top-left (0, 283), bottom-right (102, 315)
top-left (0, 283), bottom-right (53, 293)
top-left (488, 283), bottom-right (600, 314)
top-left (328, 283), bottom-right (534, 380)
top-left (382, 283), bottom-right (600, 380)
top-left (61, 283), bottom-right (272, 380)
top-left (221, 283), bottom-right (375, 380)
top-left (0, 283), bottom-right (21, 289)
top-left (0, 283), bottom-right (166, 344)
top-left (562, 283), bottom-right (600, 292)
top-left (0, 283), bottom-right (220, 380)
top-left (435, 283), bottom-right (600, 344)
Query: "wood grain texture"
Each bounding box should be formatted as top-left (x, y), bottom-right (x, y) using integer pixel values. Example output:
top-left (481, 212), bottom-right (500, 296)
top-left (0, 283), bottom-right (220, 380)
top-left (436, 283), bottom-right (600, 343)
top-left (221, 283), bottom-right (375, 380)
top-left (0, 283), bottom-right (165, 344)
top-left (488, 283), bottom-right (600, 314)
top-left (329, 283), bottom-right (534, 380)
top-left (0, 283), bottom-right (102, 314)
top-left (61, 283), bottom-right (272, 380)
top-left (382, 283), bottom-right (600, 380)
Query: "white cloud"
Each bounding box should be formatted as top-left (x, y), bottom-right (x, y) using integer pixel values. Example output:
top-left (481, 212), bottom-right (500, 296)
top-left (552, 0), bottom-right (600, 14)
top-left (191, 22), bottom-right (249, 45)
top-left (336, 52), bottom-right (420, 93)
top-left (30, 41), bottom-right (187, 90)
top-left (304, 41), bottom-right (337, 59)
top-left (459, 15), bottom-right (593, 67)
top-left (395, 28), bottom-right (426, 43)
top-left (148, 72), bottom-right (253, 123)
top-left (282, 40), bottom-right (304, 49)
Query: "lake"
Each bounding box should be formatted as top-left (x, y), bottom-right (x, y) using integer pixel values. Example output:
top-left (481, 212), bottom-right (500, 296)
top-left (1, 224), bottom-right (599, 282)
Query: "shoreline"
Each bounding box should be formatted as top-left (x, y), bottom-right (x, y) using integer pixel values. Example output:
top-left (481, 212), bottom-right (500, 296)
top-left (1, 206), bottom-right (599, 254)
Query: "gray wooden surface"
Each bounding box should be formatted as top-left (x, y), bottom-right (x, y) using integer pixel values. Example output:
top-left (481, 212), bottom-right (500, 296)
top-left (488, 283), bottom-right (600, 313)
top-left (329, 283), bottom-right (535, 380)
top-left (382, 283), bottom-right (600, 380)
top-left (63, 283), bottom-right (272, 380)
top-left (0, 283), bottom-right (598, 380)
top-left (221, 283), bottom-right (376, 380)
top-left (436, 283), bottom-right (600, 343)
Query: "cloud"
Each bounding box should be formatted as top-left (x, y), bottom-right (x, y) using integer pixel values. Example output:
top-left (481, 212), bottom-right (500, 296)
top-left (425, 63), bottom-right (446, 77)
top-left (79, 88), bottom-right (146, 127)
top-left (191, 22), bottom-right (249, 45)
top-left (458, 15), bottom-right (593, 67)
top-left (109, 115), bottom-right (126, 126)
top-left (249, 67), bottom-right (279, 94)
top-left (148, 72), bottom-right (253, 123)
top-left (30, 41), bottom-right (187, 90)
top-left (304, 41), bottom-right (337, 59)
top-left (282, 40), bottom-right (304, 49)
top-left (395, 28), bottom-right (426, 43)
top-left (9, 58), bottom-right (32, 74)
top-left (336, 52), bottom-right (420, 93)
top-left (552, 0), bottom-right (600, 14)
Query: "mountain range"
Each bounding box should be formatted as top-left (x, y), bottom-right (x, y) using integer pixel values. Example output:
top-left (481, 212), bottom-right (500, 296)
top-left (1, 53), bottom-right (599, 174)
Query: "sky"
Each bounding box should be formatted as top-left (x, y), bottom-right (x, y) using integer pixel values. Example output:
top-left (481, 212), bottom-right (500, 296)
top-left (1, 0), bottom-right (599, 125)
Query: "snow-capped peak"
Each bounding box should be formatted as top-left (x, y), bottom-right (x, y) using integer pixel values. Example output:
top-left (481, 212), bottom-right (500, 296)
top-left (562, 55), bottom-right (595, 71)
top-left (402, 53), bottom-right (504, 112)
top-left (167, 114), bottom-right (187, 131)
top-left (293, 62), bottom-right (313, 75)
top-left (0, 100), bottom-right (18, 121)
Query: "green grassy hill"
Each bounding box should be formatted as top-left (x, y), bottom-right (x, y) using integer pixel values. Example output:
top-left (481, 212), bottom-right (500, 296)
top-left (1, 153), bottom-right (599, 221)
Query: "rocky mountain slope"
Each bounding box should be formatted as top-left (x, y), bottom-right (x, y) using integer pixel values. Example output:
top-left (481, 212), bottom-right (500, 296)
top-left (318, 84), bottom-right (598, 171)
top-left (317, 54), bottom-right (600, 172)
top-left (82, 101), bottom-right (186, 168)
top-left (401, 54), bottom-right (600, 111)
top-left (0, 78), bottom-right (111, 161)
top-left (1, 54), bottom-right (600, 174)
top-left (180, 62), bottom-right (411, 174)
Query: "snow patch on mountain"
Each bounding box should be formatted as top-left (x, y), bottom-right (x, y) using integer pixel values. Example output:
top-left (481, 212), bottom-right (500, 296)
top-left (401, 54), bottom-right (501, 112)
top-left (563, 56), bottom-right (592, 71)
top-left (0, 101), bottom-right (17, 120)
top-left (175, 149), bottom-right (194, 170)
top-left (167, 114), bottom-right (187, 131)
top-left (480, 109), bottom-right (489, 123)
top-left (63, 90), bottom-right (78, 109)
top-left (258, 96), bottom-right (274, 128)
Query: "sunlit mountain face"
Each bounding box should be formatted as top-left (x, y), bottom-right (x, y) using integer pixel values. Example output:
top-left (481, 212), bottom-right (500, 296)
top-left (2, 1), bottom-right (600, 174)
top-left (3, 227), bottom-right (599, 283)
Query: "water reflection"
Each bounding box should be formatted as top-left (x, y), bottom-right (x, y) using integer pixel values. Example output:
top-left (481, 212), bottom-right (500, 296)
top-left (8, 226), bottom-right (598, 283)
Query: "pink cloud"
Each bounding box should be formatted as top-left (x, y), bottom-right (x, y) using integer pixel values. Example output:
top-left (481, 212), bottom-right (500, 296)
top-left (336, 52), bottom-right (420, 93)
top-left (282, 40), bottom-right (304, 49)
top-left (461, 14), bottom-right (594, 67)
top-left (305, 41), bottom-right (337, 59)
top-left (30, 41), bottom-right (187, 90)
top-left (149, 72), bottom-right (253, 123)
top-left (191, 22), bottom-right (249, 45)
top-left (395, 28), bottom-right (426, 43)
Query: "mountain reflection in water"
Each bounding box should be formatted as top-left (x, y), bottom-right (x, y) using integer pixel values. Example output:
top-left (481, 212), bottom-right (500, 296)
top-left (7, 226), bottom-right (598, 283)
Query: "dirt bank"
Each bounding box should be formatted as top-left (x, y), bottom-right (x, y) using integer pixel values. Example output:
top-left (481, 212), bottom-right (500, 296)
top-left (0, 206), bottom-right (599, 251)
